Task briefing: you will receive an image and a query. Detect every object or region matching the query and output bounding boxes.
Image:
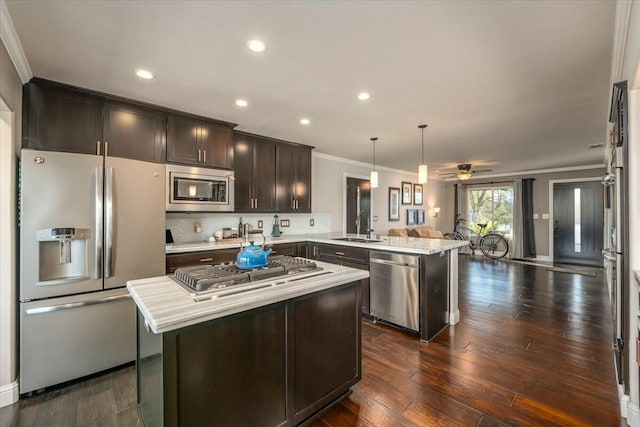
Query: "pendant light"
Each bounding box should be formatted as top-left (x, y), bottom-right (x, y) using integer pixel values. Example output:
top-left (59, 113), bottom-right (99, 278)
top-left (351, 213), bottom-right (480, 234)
top-left (418, 124), bottom-right (428, 184)
top-left (370, 137), bottom-right (379, 188)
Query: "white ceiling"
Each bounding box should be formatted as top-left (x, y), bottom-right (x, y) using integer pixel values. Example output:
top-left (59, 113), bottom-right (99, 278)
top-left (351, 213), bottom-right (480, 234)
top-left (6, 0), bottom-right (615, 176)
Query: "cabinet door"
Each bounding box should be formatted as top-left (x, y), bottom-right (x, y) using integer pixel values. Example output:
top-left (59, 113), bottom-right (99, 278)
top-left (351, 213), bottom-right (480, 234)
top-left (166, 115), bottom-right (200, 165)
top-left (293, 146), bottom-right (312, 212)
top-left (233, 135), bottom-right (254, 212)
top-left (275, 144), bottom-right (295, 212)
top-left (200, 121), bottom-right (233, 169)
top-left (252, 138), bottom-right (276, 212)
top-left (23, 82), bottom-right (102, 154)
top-left (103, 102), bottom-right (165, 163)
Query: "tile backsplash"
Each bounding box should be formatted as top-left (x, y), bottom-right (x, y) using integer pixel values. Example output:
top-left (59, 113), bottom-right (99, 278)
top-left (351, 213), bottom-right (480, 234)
top-left (166, 213), bottom-right (332, 243)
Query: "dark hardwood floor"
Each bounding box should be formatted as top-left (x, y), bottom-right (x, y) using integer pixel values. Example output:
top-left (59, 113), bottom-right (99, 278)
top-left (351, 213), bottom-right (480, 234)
top-left (0, 257), bottom-right (624, 426)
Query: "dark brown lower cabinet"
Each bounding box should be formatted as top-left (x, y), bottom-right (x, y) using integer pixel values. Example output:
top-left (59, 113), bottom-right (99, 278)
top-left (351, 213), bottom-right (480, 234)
top-left (137, 280), bottom-right (362, 427)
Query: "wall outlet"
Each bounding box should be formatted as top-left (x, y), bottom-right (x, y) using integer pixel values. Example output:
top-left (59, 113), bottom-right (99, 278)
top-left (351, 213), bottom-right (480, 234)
top-left (542, 213), bottom-right (549, 220)
top-left (193, 221), bottom-right (202, 233)
top-left (257, 220), bottom-right (263, 229)
top-left (310, 219), bottom-right (315, 226)
top-left (280, 219), bottom-right (290, 227)
top-left (533, 213), bottom-right (539, 219)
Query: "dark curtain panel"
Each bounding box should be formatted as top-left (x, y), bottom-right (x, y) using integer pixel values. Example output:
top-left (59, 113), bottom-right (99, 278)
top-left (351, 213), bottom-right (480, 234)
top-left (453, 183), bottom-right (459, 224)
top-left (522, 178), bottom-right (536, 258)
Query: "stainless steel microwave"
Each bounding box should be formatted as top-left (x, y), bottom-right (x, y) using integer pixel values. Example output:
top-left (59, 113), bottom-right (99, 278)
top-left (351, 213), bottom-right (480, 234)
top-left (166, 164), bottom-right (234, 212)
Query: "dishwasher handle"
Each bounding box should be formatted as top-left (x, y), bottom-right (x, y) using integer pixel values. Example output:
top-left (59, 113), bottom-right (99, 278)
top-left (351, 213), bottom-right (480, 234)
top-left (370, 258), bottom-right (419, 268)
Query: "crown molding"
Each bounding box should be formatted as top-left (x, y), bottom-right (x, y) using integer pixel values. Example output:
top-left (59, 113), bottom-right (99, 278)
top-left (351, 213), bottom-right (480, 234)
top-left (0, 0), bottom-right (32, 83)
top-left (443, 164), bottom-right (605, 182)
top-left (312, 151), bottom-right (444, 181)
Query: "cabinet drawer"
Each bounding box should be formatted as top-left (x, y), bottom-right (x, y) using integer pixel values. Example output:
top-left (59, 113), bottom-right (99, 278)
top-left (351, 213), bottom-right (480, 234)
top-left (315, 244), bottom-right (369, 265)
top-left (267, 243), bottom-right (298, 257)
top-left (166, 249), bottom-right (238, 273)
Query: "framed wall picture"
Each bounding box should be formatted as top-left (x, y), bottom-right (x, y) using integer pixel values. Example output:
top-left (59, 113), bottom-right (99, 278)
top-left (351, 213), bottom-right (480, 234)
top-left (401, 181), bottom-right (412, 205)
top-left (388, 187), bottom-right (401, 221)
top-left (413, 183), bottom-right (423, 205)
top-left (417, 209), bottom-right (425, 225)
top-left (407, 209), bottom-right (417, 225)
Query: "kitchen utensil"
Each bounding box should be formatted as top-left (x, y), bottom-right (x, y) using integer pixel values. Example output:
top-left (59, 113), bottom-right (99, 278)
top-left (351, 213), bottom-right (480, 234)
top-left (236, 230), bottom-right (272, 269)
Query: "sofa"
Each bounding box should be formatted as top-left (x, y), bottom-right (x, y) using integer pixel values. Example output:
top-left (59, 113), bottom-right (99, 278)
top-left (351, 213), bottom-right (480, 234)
top-left (387, 226), bottom-right (444, 239)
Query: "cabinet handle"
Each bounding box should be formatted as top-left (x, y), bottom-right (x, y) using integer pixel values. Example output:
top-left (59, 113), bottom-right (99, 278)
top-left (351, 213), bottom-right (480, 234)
top-left (203, 150), bottom-right (207, 163)
top-left (254, 198), bottom-right (258, 209)
top-left (104, 141), bottom-right (109, 157)
top-left (96, 140), bottom-right (101, 156)
top-left (200, 257), bottom-right (214, 262)
top-left (335, 251), bottom-right (345, 256)
top-left (198, 149), bottom-right (202, 162)
top-left (314, 246), bottom-right (318, 257)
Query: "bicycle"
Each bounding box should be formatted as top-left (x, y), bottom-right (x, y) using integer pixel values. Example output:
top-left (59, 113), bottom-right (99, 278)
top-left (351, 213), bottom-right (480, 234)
top-left (443, 215), bottom-right (509, 260)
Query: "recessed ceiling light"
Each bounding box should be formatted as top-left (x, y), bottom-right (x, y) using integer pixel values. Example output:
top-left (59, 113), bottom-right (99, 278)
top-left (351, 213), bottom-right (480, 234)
top-left (300, 118), bottom-right (310, 125)
top-left (135, 69), bottom-right (155, 79)
top-left (357, 92), bottom-right (371, 101)
top-left (235, 99), bottom-right (248, 107)
top-left (247, 39), bottom-right (267, 53)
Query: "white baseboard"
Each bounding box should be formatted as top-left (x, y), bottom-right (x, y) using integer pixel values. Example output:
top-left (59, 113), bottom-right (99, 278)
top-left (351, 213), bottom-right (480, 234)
top-left (449, 309), bottom-right (460, 325)
top-left (627, 401), bottom-right (640, 426)
top-left (534, 255), bottom-right (553, 262)
top-left (0, 381), bottom-right (18, 408)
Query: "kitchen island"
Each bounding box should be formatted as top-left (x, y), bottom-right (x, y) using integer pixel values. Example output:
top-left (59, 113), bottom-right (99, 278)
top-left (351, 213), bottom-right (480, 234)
top-left (128, 260), bottom-right (368, 427)
top-left (166, 233), bottom-right (468, 328)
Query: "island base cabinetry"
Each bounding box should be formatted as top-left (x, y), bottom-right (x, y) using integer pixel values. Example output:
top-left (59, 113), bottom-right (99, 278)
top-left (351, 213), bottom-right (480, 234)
top-left (136, 281), bottom-right (362, 427)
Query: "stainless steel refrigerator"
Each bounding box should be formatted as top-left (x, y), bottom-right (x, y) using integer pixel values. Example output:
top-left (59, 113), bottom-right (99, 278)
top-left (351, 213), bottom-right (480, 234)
top-left (19, 149), bottom-right (165, 393)
top-left (602, 81), bottom-right (629, 389)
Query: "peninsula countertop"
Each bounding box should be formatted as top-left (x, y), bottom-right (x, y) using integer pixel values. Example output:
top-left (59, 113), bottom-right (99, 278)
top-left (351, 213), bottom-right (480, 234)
top-left (166, 232), bottom-right (468, 255)
top-left (127, 259), bottom-right (369, 334)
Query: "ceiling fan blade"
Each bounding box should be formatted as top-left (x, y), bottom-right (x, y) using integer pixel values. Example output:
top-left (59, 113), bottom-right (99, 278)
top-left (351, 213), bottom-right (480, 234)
top-left (473, 169), bottom-right (492, 173)
top-left (438, 172), bottom-right (457, 176)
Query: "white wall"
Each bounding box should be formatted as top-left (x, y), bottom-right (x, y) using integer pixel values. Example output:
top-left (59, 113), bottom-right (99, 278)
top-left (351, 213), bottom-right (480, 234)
top-left (312, 153), bottom-right (446, 235)
top-left (0, 31), bottom-right (23, 406)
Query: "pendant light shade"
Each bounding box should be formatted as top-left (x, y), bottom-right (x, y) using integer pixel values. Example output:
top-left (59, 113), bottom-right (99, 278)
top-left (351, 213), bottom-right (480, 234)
top-left (370, 137), bottom-right (378, 188)
top-left (418, 124), bottom-right (428, 184)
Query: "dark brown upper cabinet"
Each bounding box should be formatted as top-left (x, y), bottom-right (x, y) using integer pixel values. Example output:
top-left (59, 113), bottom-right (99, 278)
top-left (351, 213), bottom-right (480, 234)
top-left (103, 102), bottom-right (165, 163)
top-left (23, 81), bottom-right (103, 155)
top-left (275, 143), bottom-right (312, 213)
top-left (233, 133), bottom-right (276, 212)
top-left (167, 114), bottom-right (233, 169)
top-left (23, 79), bottom-right (165, 163)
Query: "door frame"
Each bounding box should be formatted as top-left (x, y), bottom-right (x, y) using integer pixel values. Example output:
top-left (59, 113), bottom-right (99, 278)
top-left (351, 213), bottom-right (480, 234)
top-left (342, 173), bottom-right (374, 235)
top-left (548, 177), bottom-right (603, 264)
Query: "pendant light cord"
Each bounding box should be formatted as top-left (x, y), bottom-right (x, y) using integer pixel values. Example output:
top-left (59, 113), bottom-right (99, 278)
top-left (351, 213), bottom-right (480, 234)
top-left (371, 137), bottom-right (378, 171)
top-left (419, 124), bottom-right (427, 164)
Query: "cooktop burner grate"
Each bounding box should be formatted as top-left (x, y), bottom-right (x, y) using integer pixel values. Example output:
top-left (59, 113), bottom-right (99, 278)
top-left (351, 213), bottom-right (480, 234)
top-left (173, 255), bottom-right (320, 292)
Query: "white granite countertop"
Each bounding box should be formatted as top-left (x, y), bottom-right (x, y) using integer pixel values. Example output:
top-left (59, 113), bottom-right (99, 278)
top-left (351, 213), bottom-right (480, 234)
top-left (166, 232), bottom-right (468, 255)
top-left (128, 259), bottom-right (369, 334)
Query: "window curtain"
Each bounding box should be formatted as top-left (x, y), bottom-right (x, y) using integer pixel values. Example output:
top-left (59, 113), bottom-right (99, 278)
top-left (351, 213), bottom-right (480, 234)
top-left (522, 178), bottom-right (536, 258)
top-left (511, 179), bottom-right (524, 259)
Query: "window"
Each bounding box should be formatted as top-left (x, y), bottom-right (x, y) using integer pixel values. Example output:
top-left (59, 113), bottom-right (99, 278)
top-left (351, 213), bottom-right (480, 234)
top-left (467, 186), bottom-right (513, 239)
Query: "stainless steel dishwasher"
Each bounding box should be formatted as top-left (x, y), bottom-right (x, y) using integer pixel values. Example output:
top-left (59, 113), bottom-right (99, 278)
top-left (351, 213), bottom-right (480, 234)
top-left (369, 251), bottom-right (420, 332)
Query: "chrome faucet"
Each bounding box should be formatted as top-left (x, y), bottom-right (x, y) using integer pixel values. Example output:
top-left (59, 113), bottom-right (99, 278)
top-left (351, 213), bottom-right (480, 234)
top-left (358, 210), bottom-right (373, 239)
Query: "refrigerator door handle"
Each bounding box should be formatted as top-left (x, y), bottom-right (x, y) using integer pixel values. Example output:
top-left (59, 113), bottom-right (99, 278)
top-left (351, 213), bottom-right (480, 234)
top-left (105, 167), bottom-right (114, 278)
top-left (94, 166), bottom-right (103, 280)
top-left (24, 294), bottom-right (131, 315)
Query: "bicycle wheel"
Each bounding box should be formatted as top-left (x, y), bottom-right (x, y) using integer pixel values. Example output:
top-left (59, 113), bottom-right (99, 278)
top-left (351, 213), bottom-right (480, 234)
top-left (479, 234), bottom-right (509, 259)
top-left (443, 232), bottom-right (466, 253)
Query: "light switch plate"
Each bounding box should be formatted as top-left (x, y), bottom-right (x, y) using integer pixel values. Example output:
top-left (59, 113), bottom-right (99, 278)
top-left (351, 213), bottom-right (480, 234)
top-left (533, 213), bottom-right (539, 219)
top-left (194, 221), bottom-right (202, 233)
top-left (373, 216), bottom-right (378, 222)
top-left (542, 213), bottom-right (549, 220)
top-left (310, 219), bottom-right (315, 226)
top-left (280, 219), bottom-right (290, 227)
top-left (257, 220), bottom-right (263, 229)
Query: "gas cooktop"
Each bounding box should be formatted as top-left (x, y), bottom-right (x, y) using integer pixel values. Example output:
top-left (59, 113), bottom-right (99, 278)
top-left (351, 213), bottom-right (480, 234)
top-left (172, 256), bottom-right (322, 293)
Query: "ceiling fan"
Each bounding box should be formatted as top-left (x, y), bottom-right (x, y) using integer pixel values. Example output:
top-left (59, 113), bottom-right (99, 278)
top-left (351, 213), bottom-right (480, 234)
top-left (438, 164), bottom-right (492, 181)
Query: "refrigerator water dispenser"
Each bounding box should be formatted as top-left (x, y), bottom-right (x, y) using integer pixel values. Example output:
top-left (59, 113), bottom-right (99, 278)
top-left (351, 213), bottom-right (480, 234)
top-left (36, 228), bottom-right (90, 283)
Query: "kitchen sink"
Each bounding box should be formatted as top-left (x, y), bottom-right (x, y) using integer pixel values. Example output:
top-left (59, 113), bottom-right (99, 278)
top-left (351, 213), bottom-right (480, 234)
top-left (331, 237), bottom-right (382, 243)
